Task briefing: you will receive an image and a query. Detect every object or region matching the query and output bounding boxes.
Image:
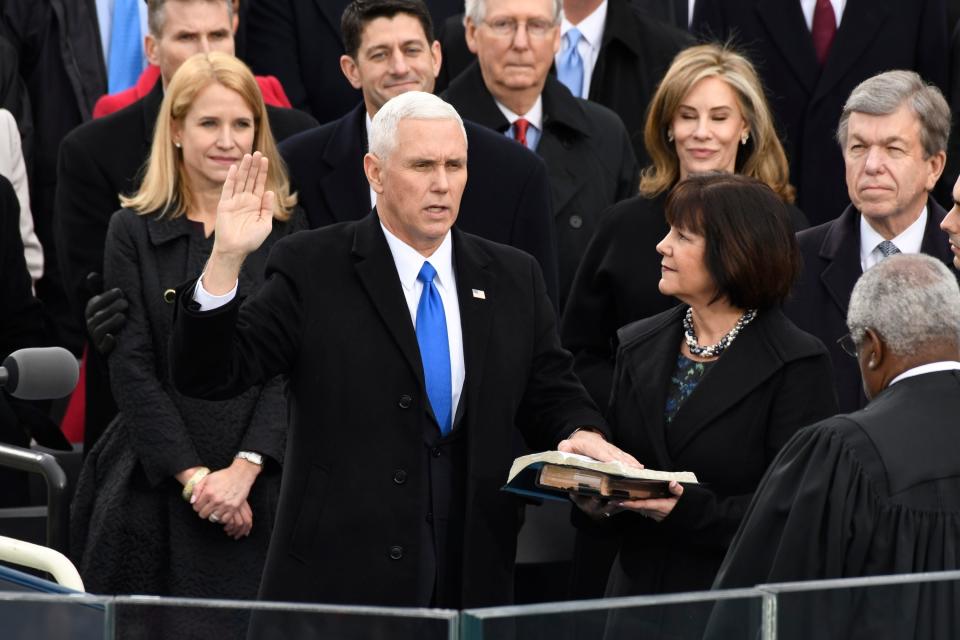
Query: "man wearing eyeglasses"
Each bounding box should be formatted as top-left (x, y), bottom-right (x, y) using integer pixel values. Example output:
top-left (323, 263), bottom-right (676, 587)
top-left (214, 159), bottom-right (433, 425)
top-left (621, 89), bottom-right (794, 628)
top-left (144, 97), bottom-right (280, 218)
top-left (442, 0), bottom-right (639, 309)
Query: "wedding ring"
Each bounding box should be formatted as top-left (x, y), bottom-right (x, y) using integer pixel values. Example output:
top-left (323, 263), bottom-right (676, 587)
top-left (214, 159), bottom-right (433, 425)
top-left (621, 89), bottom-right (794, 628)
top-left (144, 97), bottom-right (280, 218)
top-left (209, 513), bottom-right (221, 523)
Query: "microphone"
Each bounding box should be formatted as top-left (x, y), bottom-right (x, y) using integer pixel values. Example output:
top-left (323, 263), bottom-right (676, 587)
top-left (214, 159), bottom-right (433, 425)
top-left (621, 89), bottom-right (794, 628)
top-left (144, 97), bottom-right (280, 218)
top-left (0, 348), bottom-right (79, 400)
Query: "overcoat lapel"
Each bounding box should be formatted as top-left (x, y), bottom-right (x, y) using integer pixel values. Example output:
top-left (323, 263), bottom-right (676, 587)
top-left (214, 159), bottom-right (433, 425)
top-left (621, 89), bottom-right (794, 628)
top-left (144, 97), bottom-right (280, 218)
top-left (320, 104), bottom-right (373, 223)
top-left (452, 230), bottom-right (495, 428)
top-left (755, 0), bottom-right (819, 95)
top-left (818, 206), bottom-right (862, 316)
top-left (666, 313), bottom-right (783, 457)
top-left (351, 213), bottom-right (425, 388)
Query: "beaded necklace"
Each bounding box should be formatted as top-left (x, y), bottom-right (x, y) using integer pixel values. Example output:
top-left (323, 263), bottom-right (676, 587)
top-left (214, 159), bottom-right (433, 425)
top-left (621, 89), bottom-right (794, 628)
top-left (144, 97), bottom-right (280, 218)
top-left (683, 307), bottom-right (758, 358)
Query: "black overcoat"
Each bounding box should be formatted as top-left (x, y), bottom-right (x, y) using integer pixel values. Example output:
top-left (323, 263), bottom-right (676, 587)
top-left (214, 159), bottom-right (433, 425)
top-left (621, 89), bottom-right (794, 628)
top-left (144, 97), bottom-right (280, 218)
top-left (169, 214), bottom-right (607, 608)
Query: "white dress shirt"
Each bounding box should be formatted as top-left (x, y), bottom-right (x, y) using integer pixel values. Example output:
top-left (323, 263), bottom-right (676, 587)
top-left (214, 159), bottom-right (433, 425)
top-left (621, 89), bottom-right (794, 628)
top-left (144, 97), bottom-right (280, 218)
top-left (859, 207), bottom-right (927, 272)
top-left (889, 361), bottom-right (960, 387)
top-left (558, 1), bottom-right (607, 98)
top-left (799, 0), bottom-right (846, 30)
top-left (0, 109), bottom-right (43, 284)
top-left (94, 0), bottom-right (149, 65)
top-left (495, 96), bottom-right (544, 151)
top-left (194, 221), bottom-right (466, 422)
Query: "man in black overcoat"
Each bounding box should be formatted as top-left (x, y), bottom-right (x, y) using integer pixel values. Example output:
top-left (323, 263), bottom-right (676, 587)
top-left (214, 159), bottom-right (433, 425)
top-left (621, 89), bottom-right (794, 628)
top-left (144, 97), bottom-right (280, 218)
top-left (435, 0), bottom-right (690, 165)
top-left (784, 71), bottom-right (957, 414)
top-left (279, 0), bottom-right (560, 305)
top-left (442, 0), bottom-right (639, 308)
top-left (169, 91), bottom-right (633, 609)
top-left (693, 0), bottom-right (949, 225)
top-left (54, 0), bottom-right (317, 454)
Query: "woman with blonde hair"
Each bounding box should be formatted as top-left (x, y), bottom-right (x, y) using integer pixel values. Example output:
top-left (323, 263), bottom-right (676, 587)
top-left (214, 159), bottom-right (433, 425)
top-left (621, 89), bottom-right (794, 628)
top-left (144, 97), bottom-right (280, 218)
top-left (561, 43), bottom-right (809, 600)
top-left (71, 51), bottom-right (305, 614)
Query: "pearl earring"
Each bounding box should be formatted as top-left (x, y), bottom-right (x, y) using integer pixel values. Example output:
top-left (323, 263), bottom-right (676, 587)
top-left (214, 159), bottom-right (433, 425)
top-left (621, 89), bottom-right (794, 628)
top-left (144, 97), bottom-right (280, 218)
top-left (174, 142), bottom-right (181, 149)
top-left (741, 132), bottom-right (749, 145)
top-left (667, 130), bottom-right (674, 143)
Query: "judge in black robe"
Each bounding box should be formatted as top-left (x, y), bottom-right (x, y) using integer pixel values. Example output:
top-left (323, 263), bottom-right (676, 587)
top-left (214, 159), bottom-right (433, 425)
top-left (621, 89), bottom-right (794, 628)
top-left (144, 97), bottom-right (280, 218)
top-left (711, 254), bottom-right (960, 640)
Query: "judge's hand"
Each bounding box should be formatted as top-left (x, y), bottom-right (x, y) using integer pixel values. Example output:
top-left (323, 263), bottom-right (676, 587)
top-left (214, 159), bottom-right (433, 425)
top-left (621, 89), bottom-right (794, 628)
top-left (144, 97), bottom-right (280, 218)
top-left (191, 458), bottom-right (260, 537)
top-left (205, 152), bottom-right (275, 294)
top-left (617, 481), bottom-right (684, 522)
top-left (557, 429), bottom-right (643, 469)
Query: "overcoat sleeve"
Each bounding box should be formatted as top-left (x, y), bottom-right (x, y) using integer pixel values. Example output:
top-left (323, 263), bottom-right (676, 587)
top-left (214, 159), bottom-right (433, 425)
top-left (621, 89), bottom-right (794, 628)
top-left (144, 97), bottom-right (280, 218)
top-left (104, 211), bottom-right (202, 486)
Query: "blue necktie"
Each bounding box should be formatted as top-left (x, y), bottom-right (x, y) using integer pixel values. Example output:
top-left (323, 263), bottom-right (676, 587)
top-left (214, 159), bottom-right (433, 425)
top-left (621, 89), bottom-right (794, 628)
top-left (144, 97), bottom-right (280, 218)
top-left (108, 0), bottom-right (144, 93)
top-left (416, 262), bottom-right (452, 435)
top-left (557, 28), bottom-right (585, 98)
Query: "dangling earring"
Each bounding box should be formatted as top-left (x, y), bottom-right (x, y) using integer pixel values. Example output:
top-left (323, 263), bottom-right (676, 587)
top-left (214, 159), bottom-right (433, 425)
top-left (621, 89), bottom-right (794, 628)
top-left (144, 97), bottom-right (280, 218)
top-left (740, 131), bottom-right (749, 146)
top-left (667, 129), bottom-right (674, 143)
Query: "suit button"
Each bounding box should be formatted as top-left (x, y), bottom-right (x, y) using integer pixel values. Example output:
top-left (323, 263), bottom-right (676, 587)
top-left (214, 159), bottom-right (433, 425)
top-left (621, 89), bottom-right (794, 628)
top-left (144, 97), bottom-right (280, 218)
top-left (426, 511), bottom-right (433, 524)
top-left (163, 288), bottom-right (177, 303)
top-left (431, 447), bottom-right (441, 458)
top-left (398, 394), bottom-right (412, 409)
top-left (389, 545), bottom-right (404, 560)
top-left (568, 215), bottom-right (583, 229)
top-left (393, 469), bottom-right (407, 485)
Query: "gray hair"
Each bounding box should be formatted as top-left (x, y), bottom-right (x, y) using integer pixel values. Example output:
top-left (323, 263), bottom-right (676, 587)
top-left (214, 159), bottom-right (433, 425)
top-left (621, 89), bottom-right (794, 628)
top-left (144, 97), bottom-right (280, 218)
top-left (148, 0), bottom-right (235, 38)
top-left (836, 70), bottom-right (950, 158)
top-left (464, 0), bottom-right (562, 25)
top-left (368, 91), bottom-right (467, 159)
top-left (847, 254), bottom-right (960, 356)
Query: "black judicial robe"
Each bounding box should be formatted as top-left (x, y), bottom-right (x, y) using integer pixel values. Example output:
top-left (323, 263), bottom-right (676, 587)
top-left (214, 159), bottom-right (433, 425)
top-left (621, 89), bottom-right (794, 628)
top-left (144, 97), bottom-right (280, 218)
top-left (710, 370), bottom-right (960, 640)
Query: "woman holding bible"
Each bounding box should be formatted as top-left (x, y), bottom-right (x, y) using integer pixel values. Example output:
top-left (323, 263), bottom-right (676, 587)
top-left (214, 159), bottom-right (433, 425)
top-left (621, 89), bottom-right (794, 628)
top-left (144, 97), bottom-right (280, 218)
top-left (576, 174), bottom-right (837, 637)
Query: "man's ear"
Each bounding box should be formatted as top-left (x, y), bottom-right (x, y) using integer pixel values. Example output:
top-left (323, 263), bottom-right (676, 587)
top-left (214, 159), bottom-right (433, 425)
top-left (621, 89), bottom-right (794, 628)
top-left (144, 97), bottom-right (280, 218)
top-left (430, 39), bottom-right (443, 79)
top-left (926, 150), bottom-right (947, 190)
top-left (465, 18), bottom-right (479, 54)
top-left (340, 54), bottom-right (363, 90)
top-left (864, 328), bottom-right (885, 369)
top-left (145, 34), bottom-right (160, 66)
top-left (364, 153), bottom-right (385, 194)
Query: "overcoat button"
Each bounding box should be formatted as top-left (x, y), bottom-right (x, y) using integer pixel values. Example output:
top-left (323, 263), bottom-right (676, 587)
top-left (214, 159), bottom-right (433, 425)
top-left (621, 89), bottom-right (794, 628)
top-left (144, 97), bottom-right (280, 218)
top-left (569, 215), bottom-right (583, 229)
top-left (163, 288), bottom-right (177, 303)
top-left (431, 447), bottom-right (441, 458)
top-left (389, 545), bottom-right (404, 560)
top-left (398, 394), bottom-right (412, 409)
top-left (393, 470), bottom-right (407, 485)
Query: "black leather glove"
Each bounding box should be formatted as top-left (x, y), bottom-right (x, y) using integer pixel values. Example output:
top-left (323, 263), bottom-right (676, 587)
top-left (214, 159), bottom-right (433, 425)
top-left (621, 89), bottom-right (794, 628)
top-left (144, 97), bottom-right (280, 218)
top-left (85, 272), bottom-right (128, 355)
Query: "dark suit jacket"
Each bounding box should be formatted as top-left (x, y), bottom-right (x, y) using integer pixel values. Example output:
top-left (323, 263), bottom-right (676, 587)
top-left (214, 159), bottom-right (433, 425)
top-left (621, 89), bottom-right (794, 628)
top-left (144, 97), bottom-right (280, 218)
top-left (784, 197), bottom-right (957, 414)
top-left (435, 0), bottom-right (691, 165)
top-left (54, 81), bottom-right (317, 451)
top-left (606, 305), bottom-right (837, 600)
top-left (279, 102), bottom-right (560, 306)
top-left (693, 0), bottom-right (949, 225)
top-left (443, 64), bottom-right (639, 308)
top-left (169, 214), bottom-right (606, 608)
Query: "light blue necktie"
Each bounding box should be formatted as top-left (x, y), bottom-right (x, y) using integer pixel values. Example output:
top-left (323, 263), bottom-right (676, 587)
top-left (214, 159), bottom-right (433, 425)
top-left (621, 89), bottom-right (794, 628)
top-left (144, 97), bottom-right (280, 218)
top-left (108, 0), bottom-right (144, 93)
top-left (876, 240), bottom-right (901, 259)
top-left (416, 262), bottom-right (452, 435)
top-left (557, 27), bottom-right (585, 98)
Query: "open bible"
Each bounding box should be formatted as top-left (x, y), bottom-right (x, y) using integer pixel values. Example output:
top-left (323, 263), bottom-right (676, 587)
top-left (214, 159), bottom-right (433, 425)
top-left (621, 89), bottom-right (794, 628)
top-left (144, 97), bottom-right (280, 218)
top-left (503, 450), bottom-right (698, 502)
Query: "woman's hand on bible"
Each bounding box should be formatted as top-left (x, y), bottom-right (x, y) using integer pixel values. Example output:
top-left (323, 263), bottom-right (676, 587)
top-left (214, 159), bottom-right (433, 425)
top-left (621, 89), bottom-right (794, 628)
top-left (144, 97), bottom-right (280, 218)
top-left (617, 481), bottom-right (684, 522)
top-left (213, 152), bottom-right (275, 260)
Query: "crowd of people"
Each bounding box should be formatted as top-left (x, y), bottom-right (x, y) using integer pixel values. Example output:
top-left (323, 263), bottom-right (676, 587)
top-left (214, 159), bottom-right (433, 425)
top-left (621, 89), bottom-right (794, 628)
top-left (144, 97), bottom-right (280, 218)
top-left (3, 0), bottom-right (960, 637)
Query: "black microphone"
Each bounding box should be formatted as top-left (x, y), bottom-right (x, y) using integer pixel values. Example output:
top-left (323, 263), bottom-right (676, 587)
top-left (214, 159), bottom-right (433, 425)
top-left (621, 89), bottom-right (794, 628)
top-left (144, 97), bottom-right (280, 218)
top-left (0, 348), bottom-right (79, 400)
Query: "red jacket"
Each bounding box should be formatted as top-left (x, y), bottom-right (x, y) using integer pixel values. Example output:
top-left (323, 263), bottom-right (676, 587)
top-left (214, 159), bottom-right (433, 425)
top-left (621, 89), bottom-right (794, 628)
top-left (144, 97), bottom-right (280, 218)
top-left (93, 64), bottom-right (292, 118)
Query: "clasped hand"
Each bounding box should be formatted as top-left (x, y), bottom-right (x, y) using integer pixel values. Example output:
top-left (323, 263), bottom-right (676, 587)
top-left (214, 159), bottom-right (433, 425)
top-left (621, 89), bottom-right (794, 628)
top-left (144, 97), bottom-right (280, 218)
top-left (191, 461), bottom-right (260, 540)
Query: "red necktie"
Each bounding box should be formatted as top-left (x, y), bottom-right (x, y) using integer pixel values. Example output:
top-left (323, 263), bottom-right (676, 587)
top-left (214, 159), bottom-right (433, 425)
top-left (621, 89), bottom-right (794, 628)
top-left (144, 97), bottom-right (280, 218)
top-left (812, 0), bottom-right (836, 66)
top-left (513, 118), bottom-right (530, 148)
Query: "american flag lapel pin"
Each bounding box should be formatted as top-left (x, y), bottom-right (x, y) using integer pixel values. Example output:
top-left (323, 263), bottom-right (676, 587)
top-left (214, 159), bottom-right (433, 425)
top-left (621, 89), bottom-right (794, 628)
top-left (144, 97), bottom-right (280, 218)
top-left (472, 289), bottom-right (486, 300)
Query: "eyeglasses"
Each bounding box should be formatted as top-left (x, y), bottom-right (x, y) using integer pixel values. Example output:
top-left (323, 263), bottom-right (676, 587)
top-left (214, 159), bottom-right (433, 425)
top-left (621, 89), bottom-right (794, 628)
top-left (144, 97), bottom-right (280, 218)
top-left (482, 17), bottom-right (557, 39)
top-left (836, 333), bottom-right (858, 358)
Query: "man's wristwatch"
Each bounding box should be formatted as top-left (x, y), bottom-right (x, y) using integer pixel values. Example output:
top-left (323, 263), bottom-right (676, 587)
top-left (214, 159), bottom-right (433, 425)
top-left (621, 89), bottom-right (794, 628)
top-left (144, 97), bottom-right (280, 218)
top-left (235, 451), bottom-right (264, 466)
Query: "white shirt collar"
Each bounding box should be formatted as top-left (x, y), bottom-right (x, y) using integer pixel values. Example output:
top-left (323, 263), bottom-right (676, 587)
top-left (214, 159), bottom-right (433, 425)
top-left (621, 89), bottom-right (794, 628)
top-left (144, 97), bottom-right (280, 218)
top-left (799, 0), bottom-right (846, 30)
top-left (859, 206), bottom-right (927, 272)
top-left (561, 0), bottom-right (607, 51)
top-left (494, 95), bottom-right (544, 132)
top-left (889, 361), bottom-right (960, 387)
top-left (379, 219), bottom-right (455, 294)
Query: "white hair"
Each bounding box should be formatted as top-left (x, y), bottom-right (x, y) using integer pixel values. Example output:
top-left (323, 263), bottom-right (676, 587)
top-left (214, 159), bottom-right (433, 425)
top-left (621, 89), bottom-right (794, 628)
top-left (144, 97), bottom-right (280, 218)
top-left (464, 0), bottom-right (562, 25)
top-left (847, 253), bottom-right (960, 355)
top-left (368, 91), bottom-right (467, 159)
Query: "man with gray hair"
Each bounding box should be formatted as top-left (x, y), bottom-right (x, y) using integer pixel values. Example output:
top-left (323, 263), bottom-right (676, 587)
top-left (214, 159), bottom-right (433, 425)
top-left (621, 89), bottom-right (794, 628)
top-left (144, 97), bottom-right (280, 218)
top-left (168, 91), bottom-right (635, 609)
top-left (712, 253), bottom-right (960, 639)
top-left (785, 70), bottom-right (957, 413)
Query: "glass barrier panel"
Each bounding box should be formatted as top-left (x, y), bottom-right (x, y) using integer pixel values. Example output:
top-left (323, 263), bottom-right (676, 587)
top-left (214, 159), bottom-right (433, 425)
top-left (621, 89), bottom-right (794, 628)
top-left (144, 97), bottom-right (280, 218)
top-left (0, 592), bottom-right (109, 640)
top-left (110, 596), bottom-right (458, 640)
top-left (763, 571), bottom-right (960, 640)
top-left (462, 588), bottom-right (767, 640)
